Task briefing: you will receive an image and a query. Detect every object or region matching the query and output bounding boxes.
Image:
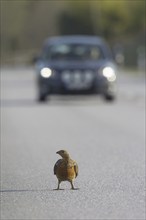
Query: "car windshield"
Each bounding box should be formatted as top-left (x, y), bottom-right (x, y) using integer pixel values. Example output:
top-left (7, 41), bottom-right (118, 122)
top-left (43, 43), bottom-right (105, 61)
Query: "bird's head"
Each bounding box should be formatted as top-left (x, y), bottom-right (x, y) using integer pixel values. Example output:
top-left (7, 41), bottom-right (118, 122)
top-left (56, 150), bottom-right (70, 159)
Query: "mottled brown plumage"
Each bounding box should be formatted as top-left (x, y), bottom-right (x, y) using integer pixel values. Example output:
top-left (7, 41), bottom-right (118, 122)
top-left (54, 150), bottom-right (78, 190)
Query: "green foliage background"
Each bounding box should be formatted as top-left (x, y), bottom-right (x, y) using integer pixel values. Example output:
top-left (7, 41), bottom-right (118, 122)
top-left (1, 0), bottom-right (145, 67)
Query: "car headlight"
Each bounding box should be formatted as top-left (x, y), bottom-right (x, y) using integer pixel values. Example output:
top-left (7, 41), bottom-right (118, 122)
top-left (40, 67), bottom-right (52, 78)
top-left (102, 67), bottom-right (116, 82)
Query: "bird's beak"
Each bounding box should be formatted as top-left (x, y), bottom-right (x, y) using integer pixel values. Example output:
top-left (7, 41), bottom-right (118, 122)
top-left (56, 151), bottom-right (59, 154)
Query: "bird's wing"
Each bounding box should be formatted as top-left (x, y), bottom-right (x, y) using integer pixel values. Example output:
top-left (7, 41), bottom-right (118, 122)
top-left (54, 159), bottom-right (62, 175)
top-left (74, 161), bottom-right (78, 177)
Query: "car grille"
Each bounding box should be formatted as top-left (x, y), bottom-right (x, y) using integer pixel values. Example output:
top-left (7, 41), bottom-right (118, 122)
top-left (61, 70), bottom-right (94, 90)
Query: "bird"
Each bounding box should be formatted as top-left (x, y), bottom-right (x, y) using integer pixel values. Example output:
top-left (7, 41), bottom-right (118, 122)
top-left (54, 150), bottom-right (78, 190)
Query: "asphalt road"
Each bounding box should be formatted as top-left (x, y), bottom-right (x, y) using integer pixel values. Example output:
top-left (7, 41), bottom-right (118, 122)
top-left (1, 67), bottom-right (145, 220)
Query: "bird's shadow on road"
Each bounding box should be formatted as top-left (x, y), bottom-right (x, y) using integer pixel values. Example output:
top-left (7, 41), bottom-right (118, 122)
top-left (1, 189), bottom-right (51, 193)
top-left (1, 188), bottom-right (80, 193)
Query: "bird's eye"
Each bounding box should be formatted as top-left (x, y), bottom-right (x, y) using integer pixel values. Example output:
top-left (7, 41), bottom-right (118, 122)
top-left (62, 150), bottom-right (65, 153)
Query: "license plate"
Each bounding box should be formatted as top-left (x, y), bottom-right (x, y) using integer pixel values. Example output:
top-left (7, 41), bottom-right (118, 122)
top-left (62, 70), bottom-right (93, 89)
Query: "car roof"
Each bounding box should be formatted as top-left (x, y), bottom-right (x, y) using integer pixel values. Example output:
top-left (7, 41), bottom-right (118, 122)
top-left (44, 35), bottom-right (105, 46)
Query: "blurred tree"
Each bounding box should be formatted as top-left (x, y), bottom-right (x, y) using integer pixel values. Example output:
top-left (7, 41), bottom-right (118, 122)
top-left (1, 0), bottom-right (145, 67)
top-left (125, 0), bottom-right (145, 34)
top-left (23, 1), bottom-right (64, 49)
top-left (58, 1), bottom-right (95, 35)
top-left (1, 0), bottom-right (67, 54)
top-left (58, 0), bottom-right (145, 41)
top-left (1, 0), bottom-right (29, 52)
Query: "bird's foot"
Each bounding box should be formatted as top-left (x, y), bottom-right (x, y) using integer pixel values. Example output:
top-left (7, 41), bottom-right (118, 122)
top-left (53, 188), bottom-right (64, 190)
top-left (71, 187), bottom-right (79, 190)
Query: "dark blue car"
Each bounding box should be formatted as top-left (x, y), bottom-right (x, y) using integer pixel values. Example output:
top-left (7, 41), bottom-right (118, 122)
top-left (34, 35), bottom-right (117, 101)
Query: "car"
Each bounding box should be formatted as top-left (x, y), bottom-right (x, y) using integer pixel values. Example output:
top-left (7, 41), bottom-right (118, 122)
top-left (34, 35), bottom-right (117, 102)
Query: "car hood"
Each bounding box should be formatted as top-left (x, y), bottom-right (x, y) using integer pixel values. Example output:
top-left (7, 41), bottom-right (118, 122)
top-left (38, 60), bottom-right (115, 70)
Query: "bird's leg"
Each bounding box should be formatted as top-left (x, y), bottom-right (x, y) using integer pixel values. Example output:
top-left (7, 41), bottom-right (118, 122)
top-left (70, 180), bottom-right (75, 190)
top-left (57, 180), bottom-right (61, 190)
top-left (70, 180), bottom-right (79, 190)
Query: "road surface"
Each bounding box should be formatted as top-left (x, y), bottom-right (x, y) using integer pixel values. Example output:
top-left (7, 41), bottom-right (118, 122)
top-left (1, 67), bottom-right (145, 219)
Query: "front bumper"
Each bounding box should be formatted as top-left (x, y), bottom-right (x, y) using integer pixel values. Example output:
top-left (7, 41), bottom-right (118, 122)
top-left (37, 69), bottom-right (116, 95)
